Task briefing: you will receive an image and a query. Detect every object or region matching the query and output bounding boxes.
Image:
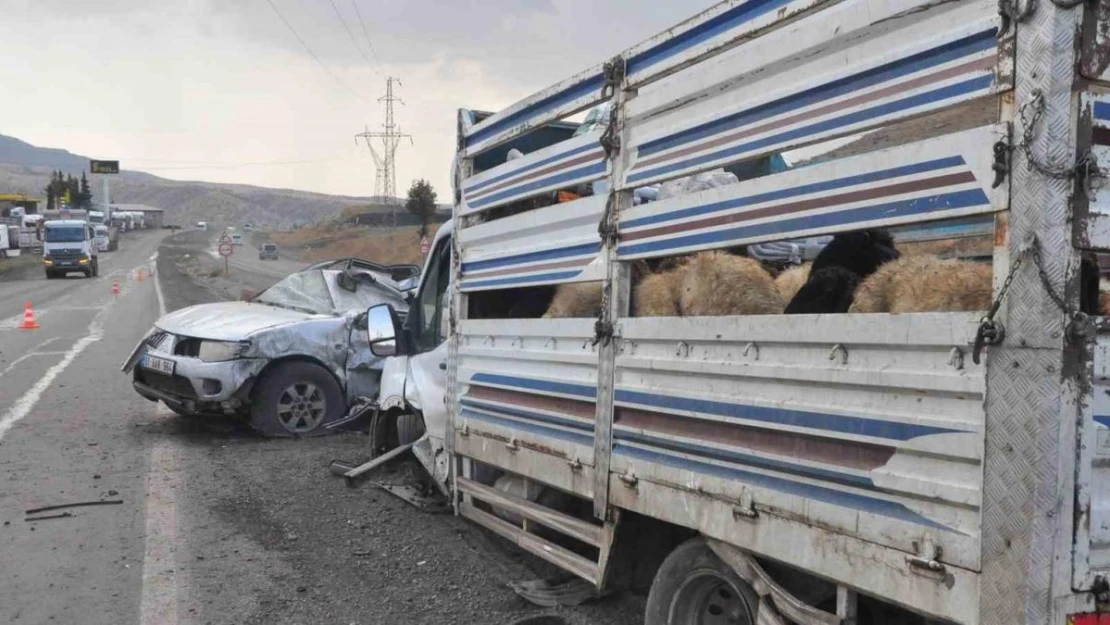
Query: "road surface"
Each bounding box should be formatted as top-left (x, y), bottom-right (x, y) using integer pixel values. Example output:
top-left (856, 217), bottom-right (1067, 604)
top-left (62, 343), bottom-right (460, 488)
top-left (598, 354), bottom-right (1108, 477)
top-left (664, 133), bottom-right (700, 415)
top-left (0, 231), bottom-right (644, 625)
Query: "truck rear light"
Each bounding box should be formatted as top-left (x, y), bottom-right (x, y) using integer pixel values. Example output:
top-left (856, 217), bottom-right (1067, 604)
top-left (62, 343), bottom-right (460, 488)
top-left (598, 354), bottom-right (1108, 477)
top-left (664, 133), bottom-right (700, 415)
top-left (1069, 614), bottom-right (1110, 625)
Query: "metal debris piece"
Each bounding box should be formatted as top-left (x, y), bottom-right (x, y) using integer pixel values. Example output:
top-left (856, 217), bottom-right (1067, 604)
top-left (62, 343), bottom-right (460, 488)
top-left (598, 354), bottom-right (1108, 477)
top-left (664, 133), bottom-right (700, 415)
top-left (374, 482), bottom-right (451, 513)
top-left (508, 577), bottom-right (604, 608)
top-left (507, 615), bottom-right (568, 625)
top-left (24, 499), bottom-right (124, 515)
top-left (25, 512), bottom-right (74, 522)
top-left (329, 441), bottom-right (416, 487)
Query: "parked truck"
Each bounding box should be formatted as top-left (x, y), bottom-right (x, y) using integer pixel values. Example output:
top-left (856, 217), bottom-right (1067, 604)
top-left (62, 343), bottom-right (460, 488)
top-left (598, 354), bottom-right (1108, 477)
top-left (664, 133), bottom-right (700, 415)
top-left (356, 1), bottom-right (1110, 624)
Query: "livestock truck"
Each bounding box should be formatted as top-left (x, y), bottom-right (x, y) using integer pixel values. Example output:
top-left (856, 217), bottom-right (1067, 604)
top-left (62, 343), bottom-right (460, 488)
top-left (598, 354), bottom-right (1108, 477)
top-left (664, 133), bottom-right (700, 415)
top-left (360, 1), bottom-right (1110, 623)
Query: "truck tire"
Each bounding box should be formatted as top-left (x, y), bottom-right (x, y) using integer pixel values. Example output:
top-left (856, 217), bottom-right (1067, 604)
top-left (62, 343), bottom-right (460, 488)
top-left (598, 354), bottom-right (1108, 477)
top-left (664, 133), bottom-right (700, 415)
top-left (645, 537), bottom-right (760, 625)
top-left (92, 259), bottom-right (99, 277)
top-left (45, 270), bottom-right (57, 280)
top-left (396, 411), bottom-right (425, 445)
top-left (249, 361), bottom-right (344, 437)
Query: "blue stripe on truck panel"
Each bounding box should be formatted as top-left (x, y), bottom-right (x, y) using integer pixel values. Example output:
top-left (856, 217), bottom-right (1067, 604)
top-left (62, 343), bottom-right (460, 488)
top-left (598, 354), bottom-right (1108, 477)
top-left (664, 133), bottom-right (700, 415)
top-left (620, 156), bottom-right (965, 231)
top-left (615, 429), bottom-right (875, 489)
top-left (461, 409), bottom-right (594, 447)
top-left (618, 188), bottom-right (991, 257)
top-left (614, 389), bottom-right (964, 441)
top-left (636, 29), bottom-right (996, 158)
top-left (614, 443), bottom-right (962, 534)
top-left (470, 373), bottom-right (598, 400)
top-left (627, 0), bottom-right (796, 74)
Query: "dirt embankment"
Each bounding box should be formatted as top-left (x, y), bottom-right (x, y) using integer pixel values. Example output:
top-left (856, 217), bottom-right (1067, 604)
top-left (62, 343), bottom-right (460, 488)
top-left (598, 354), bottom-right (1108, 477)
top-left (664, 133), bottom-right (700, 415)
top-left (270, 223), bottom-right (443, 266)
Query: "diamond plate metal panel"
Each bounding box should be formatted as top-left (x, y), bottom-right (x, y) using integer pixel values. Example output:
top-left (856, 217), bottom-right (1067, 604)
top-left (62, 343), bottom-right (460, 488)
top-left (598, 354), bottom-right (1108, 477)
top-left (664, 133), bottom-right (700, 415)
top-left (979, 2), bottom-right (1084, 624)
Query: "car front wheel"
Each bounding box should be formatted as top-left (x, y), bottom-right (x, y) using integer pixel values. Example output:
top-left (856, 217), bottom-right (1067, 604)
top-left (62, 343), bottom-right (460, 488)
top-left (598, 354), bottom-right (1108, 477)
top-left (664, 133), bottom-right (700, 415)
top-left (249, 361), bottom-right (344, 437)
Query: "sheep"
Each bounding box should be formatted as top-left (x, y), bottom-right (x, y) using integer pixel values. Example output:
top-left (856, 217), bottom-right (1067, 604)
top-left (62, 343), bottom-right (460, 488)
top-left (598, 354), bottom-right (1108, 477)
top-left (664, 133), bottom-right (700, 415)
top-left (784, 229), bottom-right (899, 314)
top-left (542, 282), bottom-right (604, 319)
top-left (848, 256), bottom-right (992, 313)
top-left (678, 251), bottom-right (783, 316)
top-left (773, 263), bottom-right (810, 304)
top-left (634, 267), bottom-right (686, 316)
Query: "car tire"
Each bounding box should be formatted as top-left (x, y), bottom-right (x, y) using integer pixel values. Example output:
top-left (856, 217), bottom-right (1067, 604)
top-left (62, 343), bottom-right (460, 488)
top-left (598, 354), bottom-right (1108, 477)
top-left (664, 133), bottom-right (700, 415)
top-left (92, 259), bottom-right (99, 277)
top-left (249, 361), bottom-right (344, 437)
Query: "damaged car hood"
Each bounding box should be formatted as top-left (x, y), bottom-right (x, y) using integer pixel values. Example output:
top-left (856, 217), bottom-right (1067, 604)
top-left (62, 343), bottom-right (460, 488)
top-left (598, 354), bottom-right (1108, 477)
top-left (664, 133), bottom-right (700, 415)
top-left (155, 301), bottom-right (323, 341)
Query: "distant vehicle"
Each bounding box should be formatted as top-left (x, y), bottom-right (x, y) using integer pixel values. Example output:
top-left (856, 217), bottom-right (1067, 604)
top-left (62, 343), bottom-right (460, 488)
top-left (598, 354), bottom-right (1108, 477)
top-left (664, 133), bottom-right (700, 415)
top-left (0, 225), bottom-right (10, 257)
top-left (88, 210), bottom-right (105, 225)
top-left (94, 225), bottom-right (110, 252)
top-left (258, 243), bottom-right (278, 260)
top-left (231, 233), bottom-right (243, 247)
top-left (21, 214), bottom-right (43, 229)
top-left (121, 262), bottom-right (414, 435)
top-left (196, 221), bottom-right (207, 231)
top-left (42, 220), bottom-right (99, 278)
top-left (243, 223), bottom-right (254, 232)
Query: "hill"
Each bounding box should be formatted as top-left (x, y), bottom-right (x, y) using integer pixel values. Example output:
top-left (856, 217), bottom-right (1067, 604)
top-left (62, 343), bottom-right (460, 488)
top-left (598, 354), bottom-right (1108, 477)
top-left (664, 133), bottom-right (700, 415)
top-left (0, 134), bottom-right (399, 228)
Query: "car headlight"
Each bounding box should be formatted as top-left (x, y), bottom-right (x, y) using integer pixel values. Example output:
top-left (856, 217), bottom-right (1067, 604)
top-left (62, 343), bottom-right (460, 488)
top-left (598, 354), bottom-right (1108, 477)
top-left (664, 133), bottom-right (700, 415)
top-left (198, 340), bottom-right (248, 362)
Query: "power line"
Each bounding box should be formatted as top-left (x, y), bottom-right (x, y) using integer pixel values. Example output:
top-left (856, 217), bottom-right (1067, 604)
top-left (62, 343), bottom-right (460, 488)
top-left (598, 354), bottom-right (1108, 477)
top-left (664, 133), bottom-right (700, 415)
top-left (263, 0), bottom-right (373, 104)
top-left (327, 0), bottom-right (381, 76)
top-left (136, 157), bottom-right (346, 171)
top-left (350, 0), bottom-right (385, 70)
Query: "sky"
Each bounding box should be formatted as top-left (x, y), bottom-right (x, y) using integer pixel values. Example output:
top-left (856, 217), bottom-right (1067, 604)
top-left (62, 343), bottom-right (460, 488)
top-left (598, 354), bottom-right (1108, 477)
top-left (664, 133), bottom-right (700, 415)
top-left (0, 0), bottom-right (716, 199)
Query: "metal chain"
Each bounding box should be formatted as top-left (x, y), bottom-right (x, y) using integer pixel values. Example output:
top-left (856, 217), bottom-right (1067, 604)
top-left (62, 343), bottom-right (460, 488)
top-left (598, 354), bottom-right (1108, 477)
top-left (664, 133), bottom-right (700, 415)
top-left (1017, 90), bottom-right (1098, 183)
top-left (999, 0), bottom-right (1086, 24)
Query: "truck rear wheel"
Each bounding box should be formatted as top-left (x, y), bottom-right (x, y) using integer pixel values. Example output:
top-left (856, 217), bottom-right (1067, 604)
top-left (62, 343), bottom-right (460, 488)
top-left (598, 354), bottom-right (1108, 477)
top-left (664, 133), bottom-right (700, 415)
top-left (645, 537), bottom-right (759, 625)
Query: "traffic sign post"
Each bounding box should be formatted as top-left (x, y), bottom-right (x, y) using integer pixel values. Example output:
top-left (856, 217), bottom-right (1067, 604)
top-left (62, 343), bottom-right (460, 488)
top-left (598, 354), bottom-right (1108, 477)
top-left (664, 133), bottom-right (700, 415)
top-left (218, 241), bottom-right (234, 277)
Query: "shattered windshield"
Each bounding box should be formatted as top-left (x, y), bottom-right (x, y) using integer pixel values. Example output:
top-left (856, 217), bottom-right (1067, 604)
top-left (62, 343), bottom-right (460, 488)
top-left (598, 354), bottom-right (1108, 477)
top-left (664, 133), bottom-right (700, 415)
top-left (254, 269), bottom-right (335, 315)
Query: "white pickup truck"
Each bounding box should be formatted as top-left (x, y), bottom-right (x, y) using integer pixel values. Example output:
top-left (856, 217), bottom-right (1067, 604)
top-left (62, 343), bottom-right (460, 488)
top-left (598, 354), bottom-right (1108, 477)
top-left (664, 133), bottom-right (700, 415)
top-left (361, 2), bottom-right (1110, 624)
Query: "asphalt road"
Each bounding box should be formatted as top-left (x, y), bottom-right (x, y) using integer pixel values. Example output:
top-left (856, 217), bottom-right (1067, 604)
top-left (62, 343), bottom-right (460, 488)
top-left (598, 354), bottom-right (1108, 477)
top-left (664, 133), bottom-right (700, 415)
top-left (0, 230), bottom-right (645, 625)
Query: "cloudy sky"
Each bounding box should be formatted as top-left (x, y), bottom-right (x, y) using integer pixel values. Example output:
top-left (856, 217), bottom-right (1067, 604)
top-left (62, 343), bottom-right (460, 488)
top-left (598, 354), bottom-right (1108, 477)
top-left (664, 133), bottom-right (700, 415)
top-left (1, 0), bottom-right (714, 199)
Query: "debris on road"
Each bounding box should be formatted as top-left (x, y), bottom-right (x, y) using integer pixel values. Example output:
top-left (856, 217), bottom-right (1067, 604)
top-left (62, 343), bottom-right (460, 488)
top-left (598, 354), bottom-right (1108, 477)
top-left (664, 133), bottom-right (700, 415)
top-left (25, 512), bottom-right (74, 522)
top-left (24, 499), bottom-right (124, 515)
top-left (329, 441), bottom-right (415, 487)
top-left (375, 482), bottom-right (450, 514)
top-left (508, 578), bottom-right (605, 608)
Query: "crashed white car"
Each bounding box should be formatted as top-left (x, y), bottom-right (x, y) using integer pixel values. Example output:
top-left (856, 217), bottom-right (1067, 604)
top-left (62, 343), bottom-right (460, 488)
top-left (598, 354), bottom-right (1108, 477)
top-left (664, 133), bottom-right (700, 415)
top-left (122, 259), bottom-right (418, 436)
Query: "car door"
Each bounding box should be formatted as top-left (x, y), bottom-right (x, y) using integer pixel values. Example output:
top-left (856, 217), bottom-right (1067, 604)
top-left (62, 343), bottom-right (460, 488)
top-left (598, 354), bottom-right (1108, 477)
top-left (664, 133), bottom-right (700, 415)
top-left (404, 235), bottom-right (452, 441)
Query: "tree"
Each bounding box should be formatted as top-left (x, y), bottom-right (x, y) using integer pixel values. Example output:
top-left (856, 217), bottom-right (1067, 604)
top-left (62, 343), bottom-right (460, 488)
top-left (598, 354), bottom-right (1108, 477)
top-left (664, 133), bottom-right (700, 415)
top-left (405, 179), bottom-right (438, 237)
top-left (78, 172), bottom-right (92, 208)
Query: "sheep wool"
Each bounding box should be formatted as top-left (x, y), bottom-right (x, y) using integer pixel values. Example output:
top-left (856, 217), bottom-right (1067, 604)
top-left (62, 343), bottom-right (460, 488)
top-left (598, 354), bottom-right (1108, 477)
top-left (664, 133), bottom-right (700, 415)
top-left (774, 263), bottom-right (810, 304)
top-left (679, 251), bottom-right (782, 316)
top-left (634, 268), bottom-right (686, 316)
top-left (849, 256), bottom-right (992, 313)
top-left (542, 282), bottom-right (604, 318)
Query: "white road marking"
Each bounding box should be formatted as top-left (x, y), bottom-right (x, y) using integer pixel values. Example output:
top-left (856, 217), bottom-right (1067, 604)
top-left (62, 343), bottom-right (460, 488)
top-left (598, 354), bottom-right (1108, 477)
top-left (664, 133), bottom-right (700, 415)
top-left (0, 346), bottom-right (68, 380)
top-left (139, 256), bottom-right (180, 625)
top-left (139, 435), bottom-right (181, 625)
top-left (0, 316), bottom-right (104, 441)
top-left (151, 252), bottom-right (166, 316)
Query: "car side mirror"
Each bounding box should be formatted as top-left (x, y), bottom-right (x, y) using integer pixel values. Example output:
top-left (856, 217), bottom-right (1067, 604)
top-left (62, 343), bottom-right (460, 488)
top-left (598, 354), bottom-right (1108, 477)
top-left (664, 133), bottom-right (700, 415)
top-left (367, 304), bottom-right (402, 357)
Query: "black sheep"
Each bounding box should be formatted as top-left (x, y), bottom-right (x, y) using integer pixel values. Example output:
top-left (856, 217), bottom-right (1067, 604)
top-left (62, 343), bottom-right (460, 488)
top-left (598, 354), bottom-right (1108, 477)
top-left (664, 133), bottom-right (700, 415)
top-left (784, 229), bottom-right (899, 314)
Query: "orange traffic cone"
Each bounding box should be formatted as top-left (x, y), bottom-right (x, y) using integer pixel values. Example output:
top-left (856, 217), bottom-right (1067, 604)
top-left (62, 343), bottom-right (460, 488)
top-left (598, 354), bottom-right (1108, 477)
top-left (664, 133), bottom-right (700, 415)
top-left (112, 280), bottom-right (120, 297)
top-left (136, 270), bottom-right (144, 282)
top-left (19, 301), bottom-right (40, 330)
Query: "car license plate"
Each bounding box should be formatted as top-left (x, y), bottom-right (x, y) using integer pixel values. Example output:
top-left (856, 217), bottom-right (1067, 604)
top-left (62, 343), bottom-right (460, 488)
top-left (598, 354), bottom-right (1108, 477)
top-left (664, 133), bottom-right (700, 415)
top-left (142, 354), bottom-right (176, 375)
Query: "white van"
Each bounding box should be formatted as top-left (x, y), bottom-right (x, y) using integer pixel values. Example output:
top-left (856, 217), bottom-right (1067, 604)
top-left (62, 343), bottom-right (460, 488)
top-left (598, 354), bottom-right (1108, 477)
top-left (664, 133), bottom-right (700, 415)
top-left (196, 221), bottom-right (207, 231)
top-left (94, 225), bottom-right (110, 252)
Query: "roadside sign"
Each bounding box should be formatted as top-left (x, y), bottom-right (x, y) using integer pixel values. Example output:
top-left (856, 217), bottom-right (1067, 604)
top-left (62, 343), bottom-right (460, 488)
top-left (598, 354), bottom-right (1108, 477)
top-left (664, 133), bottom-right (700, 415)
top-left (218, 242), bottom-right (234, 257)
top-left (420, 236), bottom-right (430, 255)
top-left (90, 160), bottom-right (120, 175)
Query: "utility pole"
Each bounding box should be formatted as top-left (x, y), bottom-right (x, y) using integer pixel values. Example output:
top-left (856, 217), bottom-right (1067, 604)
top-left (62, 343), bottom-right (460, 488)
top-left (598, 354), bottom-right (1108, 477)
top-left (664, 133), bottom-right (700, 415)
top-left (354, 76), bottom-right (412, 227)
